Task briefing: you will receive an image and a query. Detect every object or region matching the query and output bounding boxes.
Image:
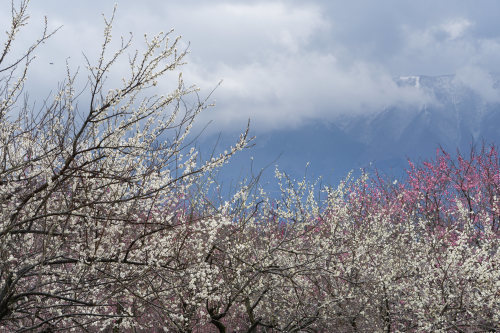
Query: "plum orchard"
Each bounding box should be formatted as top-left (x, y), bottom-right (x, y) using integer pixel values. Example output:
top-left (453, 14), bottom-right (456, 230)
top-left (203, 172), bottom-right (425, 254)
top-left (1, 1), bottom-right (499, 332)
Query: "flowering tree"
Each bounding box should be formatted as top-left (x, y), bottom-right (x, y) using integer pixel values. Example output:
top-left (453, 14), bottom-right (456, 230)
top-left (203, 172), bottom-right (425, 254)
top-left (0, 1), bottom-right (250, 331)
top-left (204, 153), bottom-right (499, 332)
top-left (185, 151), bottom-right (499, 332)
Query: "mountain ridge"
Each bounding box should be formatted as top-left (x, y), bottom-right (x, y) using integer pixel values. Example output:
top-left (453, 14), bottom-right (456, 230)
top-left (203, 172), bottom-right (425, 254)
top-left (202, 73), bottom-right (500, 191)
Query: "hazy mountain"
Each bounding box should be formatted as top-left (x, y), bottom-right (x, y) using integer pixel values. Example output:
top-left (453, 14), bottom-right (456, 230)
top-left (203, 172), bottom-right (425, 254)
top-left (203, 74), bottom-right (500, 192)
top-left (346, 74), bottom-right (500, 158)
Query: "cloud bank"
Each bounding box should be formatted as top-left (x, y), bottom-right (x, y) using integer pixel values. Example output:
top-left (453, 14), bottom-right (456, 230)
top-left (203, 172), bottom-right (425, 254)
top-left (15, 0), bottom-right (500, 132)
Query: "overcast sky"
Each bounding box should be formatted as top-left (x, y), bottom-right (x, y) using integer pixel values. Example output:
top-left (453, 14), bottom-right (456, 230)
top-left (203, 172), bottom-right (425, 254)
top-left (10, 1), bottom-right (500, 132)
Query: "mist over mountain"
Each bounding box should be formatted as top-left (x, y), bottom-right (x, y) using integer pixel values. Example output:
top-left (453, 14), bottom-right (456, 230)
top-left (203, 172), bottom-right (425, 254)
top-left (204, 73), bottom-right (500, 192)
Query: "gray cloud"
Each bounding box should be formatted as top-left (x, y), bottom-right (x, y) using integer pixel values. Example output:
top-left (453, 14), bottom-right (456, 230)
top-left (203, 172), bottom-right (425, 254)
top-left (14, 1), bottom-right (500, 132)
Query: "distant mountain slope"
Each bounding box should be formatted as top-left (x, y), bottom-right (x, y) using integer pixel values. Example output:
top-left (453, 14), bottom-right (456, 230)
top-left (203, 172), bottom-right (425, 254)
top-left (204, 74), bottom-right (500, 191)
